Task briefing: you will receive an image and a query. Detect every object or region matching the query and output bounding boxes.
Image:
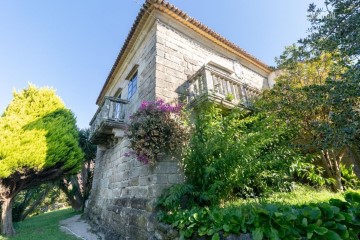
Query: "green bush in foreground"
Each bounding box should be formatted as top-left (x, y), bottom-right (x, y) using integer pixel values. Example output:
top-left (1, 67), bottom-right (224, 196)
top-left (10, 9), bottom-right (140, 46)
top-left (175, 103), bottom-right (313, 207)
top-left (158, 191), bottom-right (360, 240)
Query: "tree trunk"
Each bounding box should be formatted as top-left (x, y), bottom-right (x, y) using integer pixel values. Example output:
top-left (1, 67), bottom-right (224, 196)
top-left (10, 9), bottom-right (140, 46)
top-left (332, 162), bottom-right (343, 192)
top-left (80, 160), bottom-right (94, 202)
top-left (348, 146), bottom-right (360, 179)
top-left (19, 187), bottom-right (50, 221)
top-left (333, 149), bottom-right (345, 192)
top-left (321, 149), bottom-right (344, 192)
top-left (1, 197), bottom-right (15, 236)
top-left (58, 160), bottom-right (94, 211)
top-left (59, 178), bottom-right (83, 211)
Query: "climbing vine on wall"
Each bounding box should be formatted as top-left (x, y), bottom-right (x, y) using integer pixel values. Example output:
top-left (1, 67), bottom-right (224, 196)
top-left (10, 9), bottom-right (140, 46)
top-left (126, 99), bottom-right (189, 165)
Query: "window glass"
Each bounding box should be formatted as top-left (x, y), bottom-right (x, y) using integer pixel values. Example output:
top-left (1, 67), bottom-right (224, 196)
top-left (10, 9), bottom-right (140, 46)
top-left (127, 72), bottom-right (138, 100)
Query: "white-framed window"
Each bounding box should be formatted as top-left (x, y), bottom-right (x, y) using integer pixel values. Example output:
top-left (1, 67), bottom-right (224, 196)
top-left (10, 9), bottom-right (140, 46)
top-left (127, 71), bottom-right (138, 100)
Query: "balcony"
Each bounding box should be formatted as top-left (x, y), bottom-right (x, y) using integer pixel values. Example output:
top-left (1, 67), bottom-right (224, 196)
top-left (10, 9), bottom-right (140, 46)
top-left (89, 97), bottom-right (128, 144)
top-left (187, 65), bottom-right (261, 109)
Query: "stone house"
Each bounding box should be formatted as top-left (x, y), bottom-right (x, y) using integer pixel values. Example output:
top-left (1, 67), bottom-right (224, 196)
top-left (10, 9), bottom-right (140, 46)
top-left (85, 0), bottom-right (276, 239)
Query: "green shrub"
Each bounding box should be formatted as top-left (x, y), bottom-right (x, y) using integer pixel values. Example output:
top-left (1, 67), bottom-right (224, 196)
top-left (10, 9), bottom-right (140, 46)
top-left (159, 103), bottom-right (312, 207)
top-left (158, 190), bottom-right (360, 239)
top-left (341, 164), bottom-right (360, 190)
top-left (225, 93), bottom-right (235, 102)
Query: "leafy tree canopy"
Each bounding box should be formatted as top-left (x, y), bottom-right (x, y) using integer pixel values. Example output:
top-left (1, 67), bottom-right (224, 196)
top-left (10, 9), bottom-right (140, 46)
top-left (304, 0), bottom-right (360, 64)
top-left (268, 0), bottom-right (360, 191)
top-left (0, 85), bottom-right (83, 179)
top-left (0, 84), bottom-right (84, 236)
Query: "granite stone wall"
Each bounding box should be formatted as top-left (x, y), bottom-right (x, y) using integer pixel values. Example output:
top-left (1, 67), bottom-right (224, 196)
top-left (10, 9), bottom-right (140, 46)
top-left (106, 22), bottom-right (158, 123)
top-left (154, 17), bottom-right (269, 103)
top-left (85, 20), bottom-right (184, 239)
top-left (85, 138), bottom-right (183, 239)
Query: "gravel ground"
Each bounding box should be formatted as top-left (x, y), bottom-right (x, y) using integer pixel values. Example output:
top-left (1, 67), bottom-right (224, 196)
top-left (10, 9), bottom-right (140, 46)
top-left (59, 215), bottom-right (104, 240)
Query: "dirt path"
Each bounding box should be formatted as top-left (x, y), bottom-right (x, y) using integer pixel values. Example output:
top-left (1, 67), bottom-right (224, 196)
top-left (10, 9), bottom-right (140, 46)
top-left (59, 215), bottom-right (104, 240)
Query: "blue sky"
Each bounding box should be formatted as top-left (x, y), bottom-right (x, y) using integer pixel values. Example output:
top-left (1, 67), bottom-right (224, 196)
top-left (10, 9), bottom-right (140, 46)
top-left (0, 0), bottom-right (321, 129)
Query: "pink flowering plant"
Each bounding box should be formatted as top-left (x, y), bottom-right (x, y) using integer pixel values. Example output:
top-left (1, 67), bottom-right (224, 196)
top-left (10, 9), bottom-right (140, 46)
top-left (126, 99), bottom-right (189, 165)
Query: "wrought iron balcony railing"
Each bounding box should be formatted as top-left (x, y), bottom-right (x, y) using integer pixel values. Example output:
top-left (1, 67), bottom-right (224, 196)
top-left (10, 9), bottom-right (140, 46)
top-left (187, 65), bottom-right (261, 108)
top-left (89, 97), bottom-right (128, 144)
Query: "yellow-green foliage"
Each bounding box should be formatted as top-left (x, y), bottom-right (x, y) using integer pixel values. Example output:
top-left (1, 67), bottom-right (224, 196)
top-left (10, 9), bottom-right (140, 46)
top-left (0, 85), bottom-right (83, 178)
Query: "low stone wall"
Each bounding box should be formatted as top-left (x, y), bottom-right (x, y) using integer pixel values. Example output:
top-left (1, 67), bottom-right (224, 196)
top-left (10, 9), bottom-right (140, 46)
top-left (87, 197), bottom-right (179, 239)
top-left (85, 137), bottom-right (183, 239)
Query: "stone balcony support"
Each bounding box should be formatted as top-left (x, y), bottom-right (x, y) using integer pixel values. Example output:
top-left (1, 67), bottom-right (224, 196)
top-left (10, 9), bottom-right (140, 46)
top-left (89, 97), bottom-right (128, 145)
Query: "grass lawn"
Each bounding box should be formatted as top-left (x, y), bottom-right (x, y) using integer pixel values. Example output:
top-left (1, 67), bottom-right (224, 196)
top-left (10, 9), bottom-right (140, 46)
top-left (0, 208), bottom-right (79, 240)
top-left (227, 184), bottom-right (349, 207)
